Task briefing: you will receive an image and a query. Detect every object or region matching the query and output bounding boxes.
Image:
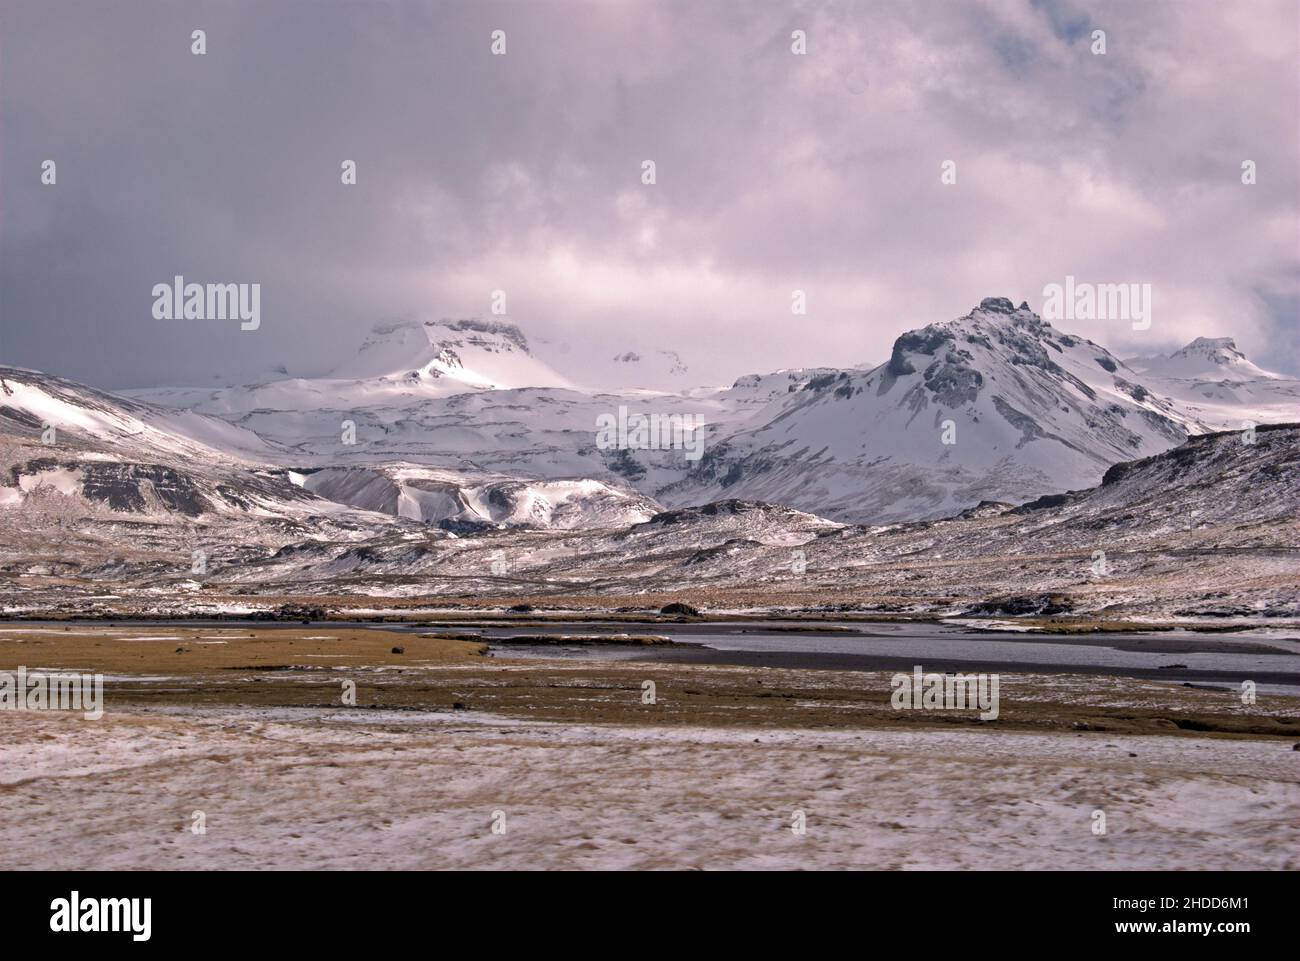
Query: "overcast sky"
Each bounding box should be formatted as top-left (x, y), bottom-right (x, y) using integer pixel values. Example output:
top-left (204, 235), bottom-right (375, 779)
top-left (2, 0), bottom-right (1297, 390)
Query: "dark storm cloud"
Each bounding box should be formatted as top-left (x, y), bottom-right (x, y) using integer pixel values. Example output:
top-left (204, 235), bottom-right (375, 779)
top-left (2, 0), bottom-right (1297, 389)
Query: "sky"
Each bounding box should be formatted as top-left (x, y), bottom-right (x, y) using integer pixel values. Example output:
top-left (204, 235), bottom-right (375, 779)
top-left (2, 0), bottom-right (1297, 390)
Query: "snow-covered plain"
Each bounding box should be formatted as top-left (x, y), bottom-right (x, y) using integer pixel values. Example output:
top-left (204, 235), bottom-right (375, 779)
top-left (2, 705), bottom-right (1294, 870)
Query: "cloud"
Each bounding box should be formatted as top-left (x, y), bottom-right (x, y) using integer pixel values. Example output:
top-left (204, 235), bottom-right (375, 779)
top-left (1, 0), bottom-right (1296, 389)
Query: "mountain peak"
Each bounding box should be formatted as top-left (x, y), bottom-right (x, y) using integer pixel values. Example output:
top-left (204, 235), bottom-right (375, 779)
top-left (362, 318), bottom-right (530, 354)
top-left (886, 298), bottom-right (1050, 377)
top-left (438, 318), bottom-right (530, 354)
top-left (323, 316), bottom-right (568, 392)
top-left (1172, 336), bottom-right (1243, 364)
top-left (978, 296), bottom-right (1017, 314)
top-left (334, 317), bottom-right (535, 380)
top-left (1125, 335), bottom-right (1278, 384)
top-left (1182, 336), bottom-right (1237, 352)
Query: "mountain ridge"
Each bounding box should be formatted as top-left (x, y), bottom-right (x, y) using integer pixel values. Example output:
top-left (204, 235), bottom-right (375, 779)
top-left (12, 297), bottom-right (1299, 528)
top-left (657, 298), bottom-right (1211, 521)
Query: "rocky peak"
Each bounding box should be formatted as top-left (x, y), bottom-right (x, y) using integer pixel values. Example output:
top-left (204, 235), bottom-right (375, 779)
top-left (1172, 336), bottom-right (1244, 364)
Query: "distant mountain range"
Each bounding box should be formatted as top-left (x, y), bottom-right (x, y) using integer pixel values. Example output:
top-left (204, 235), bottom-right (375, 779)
top-left (118, 296), bottom-right (1300, 524)
top-left (2, 298), bottom-right (1296, 539)
top-left (3, 297), bottom-right (1295, 618)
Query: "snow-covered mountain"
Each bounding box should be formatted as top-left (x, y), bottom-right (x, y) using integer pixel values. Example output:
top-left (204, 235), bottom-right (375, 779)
top-left (330, 318), bottom-right (572, 390)
top-left (1125, 337), bottom-right (1300, 430)
top-left (1127, 337), bottom-right (1278, 382)
top-left (1, 366), bottom-right (284, 464)
top-left (658, 298), bottom-right (1200, 521)
top-left (0, 365), bottom-right (404, 560)
top-left (0, 367), bottom-right (665, 551)
top-left (131, 318), bottom-right (573, 415)
top-left (15, 299), bottom-right (1298, 534)
top-left (126, 320), bottom-right (756, 501)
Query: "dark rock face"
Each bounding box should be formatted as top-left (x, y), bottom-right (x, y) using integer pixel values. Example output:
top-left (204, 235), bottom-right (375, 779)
top-left (803, 372), bottom-right (849, 393)
top-left (1010, 491), bottom-right (1079, 513)
top-left (486, 485), bottom-right (515, 511)
top-left (684, 538), bottom-right (761, 565)
top-left (79, 463), bottom-right (210, 516)
top-left (444, 318), bottom-right (530, 353)
top-left (248, 604), bottom-right (327, 622)
top-left (923, 357), bottom-right (984, 406)
top-left (660, 602), bottom-right (701, 616)
top-left (979, 297), bottom-right (1016, 313)
top-left (336, 545), bottom-right (385, 564)
top-left (0, 405), bottom-right (43, 430)
top-left (696, 500), bottom-right (759, 516)
top-left (605, 448), bottom-right (647, 481)
top-left (437, 517), bottom-right (501, 535)
top-left (887, 327), bottom-right (953, 376)
top-left (643, 499), bottom-right (794, 527)
top-left (990, 324), bottom-right (1055, 371)
top-left (965, 593), bottom-right (1074, 616)
top-left (269, 542), bottom-right (329, 560)
top-left (667, 440), bottom-right (745, 490)
top-left (1113, 378), bottom-right (1149, 402)
top-left (1101, 460), bottom-right (1137, 486)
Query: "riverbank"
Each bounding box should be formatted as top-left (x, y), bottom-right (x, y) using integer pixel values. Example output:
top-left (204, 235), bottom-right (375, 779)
top-left (2, 624), bottom-right (1298, 738)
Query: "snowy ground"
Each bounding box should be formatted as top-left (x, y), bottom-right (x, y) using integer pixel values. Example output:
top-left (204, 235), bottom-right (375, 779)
top-left (2, 705), bottom-right (1295, 870)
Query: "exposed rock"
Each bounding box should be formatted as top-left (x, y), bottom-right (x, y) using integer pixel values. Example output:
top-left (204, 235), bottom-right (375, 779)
top-left (965, 594), bottom-right (1075, 617)
top-left (660, 602), bottom-right (701, 617)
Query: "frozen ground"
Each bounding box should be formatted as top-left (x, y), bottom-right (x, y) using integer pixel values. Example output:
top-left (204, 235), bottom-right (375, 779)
top-left (2, 705), bottom-right (1295, 870)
